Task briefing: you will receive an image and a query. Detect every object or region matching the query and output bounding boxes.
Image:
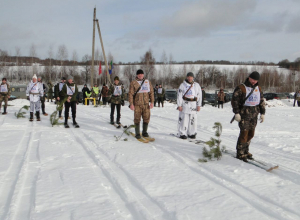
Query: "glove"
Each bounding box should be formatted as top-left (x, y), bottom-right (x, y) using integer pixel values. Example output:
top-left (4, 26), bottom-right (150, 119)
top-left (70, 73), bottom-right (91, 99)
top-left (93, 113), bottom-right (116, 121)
top-left (234, 114), bottom-right (241, 122)
top-left (260, 114), bottom-right (265, 123)
top-left (121, 100), bottom-right (125, 106)
top-left (27, 96), bottom-right (29, 101)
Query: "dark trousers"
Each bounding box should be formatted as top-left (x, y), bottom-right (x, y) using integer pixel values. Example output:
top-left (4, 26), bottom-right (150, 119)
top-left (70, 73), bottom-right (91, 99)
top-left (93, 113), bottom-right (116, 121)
top-left (158, 97), bottom-right (164, 107)
top-left (103, 97), bottom-right (108, 105)
top-left (297, 101), bottom-right (300, 107)
top-left (65, 101), bottom-right (76, 123)
top-left (40, 97), bottom-right (46, 113)
top-left (110, 103), bottom-right (121, 123)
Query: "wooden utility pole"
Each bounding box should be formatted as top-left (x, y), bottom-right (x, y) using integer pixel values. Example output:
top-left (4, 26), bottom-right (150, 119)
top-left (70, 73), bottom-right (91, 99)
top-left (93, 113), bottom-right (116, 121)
top-left (96, 19), bottom-right (110, 85)
top-left (91, 7), bottom-right (96, 86)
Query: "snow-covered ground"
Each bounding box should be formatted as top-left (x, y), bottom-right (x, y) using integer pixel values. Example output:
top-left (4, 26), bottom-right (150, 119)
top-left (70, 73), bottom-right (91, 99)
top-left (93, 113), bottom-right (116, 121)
top-left (1, 98), bottom-right (300, 220)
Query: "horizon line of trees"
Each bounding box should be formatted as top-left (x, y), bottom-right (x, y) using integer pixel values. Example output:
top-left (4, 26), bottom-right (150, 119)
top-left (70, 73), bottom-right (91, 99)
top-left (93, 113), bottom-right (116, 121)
top-left (1, 46), bottom-right (299, 93)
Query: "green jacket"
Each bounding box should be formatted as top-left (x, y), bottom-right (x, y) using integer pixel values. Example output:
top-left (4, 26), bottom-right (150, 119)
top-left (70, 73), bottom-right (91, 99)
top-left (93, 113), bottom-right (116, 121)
top-left (61, 82), bottom-right (78, 102)
top-left (109, 83), bottom-right (125, 104)
top-left (157, 87), bottom-right (165, 98)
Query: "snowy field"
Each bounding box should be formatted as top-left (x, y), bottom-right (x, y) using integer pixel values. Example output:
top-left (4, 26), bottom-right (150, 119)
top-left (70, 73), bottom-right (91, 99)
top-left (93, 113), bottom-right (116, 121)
top-left (1, 98), bottom-right (300, 220)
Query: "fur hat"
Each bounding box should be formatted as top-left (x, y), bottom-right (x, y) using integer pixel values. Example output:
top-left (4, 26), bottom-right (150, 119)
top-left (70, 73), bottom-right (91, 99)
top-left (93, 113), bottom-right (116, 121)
top-left (61, 77), bottom-right (66, 80)
top-left (249, 71), bottom-right (260, 80)
top-left (2, 78), bottom-right (7, 81)
top-left (32, 74), bottom-right (37, 79)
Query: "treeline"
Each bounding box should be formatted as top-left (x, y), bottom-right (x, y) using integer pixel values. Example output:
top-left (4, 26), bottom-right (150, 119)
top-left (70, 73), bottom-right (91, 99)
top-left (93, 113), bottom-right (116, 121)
top-left (0, 47), bottom-right (299, 93)
top-left (278, 58), bottom-right (300, 71)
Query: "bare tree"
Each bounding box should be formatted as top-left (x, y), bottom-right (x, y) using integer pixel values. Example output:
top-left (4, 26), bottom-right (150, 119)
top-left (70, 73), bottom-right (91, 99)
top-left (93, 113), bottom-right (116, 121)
top-left (30, 43), bottom-right (38, 79)
top-left (123, 64), bottom-right (137, 87)
top-left (57, 44), bottom-right (68, 78)
top-left (82, 54), bottom-right (91, 84)
top-left (140, 49), bottom-right (156, 80)
top-left (48, 45), bottom-right (54, 82)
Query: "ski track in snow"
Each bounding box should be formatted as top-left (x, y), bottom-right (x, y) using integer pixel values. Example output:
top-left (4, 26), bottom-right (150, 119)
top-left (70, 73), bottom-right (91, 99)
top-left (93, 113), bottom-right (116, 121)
top-left (2, 100), bottom-right (300, 219)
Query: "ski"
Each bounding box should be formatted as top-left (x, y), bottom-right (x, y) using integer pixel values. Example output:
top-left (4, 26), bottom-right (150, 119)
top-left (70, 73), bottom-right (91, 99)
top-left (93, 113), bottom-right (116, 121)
top-left (223, 149), bottom-right (279, 172)
top-left (120, 124), bottom-right (128, 128)
top-left (129, 132), bottom-right (149, 143)
top-left (110, 122), bottom-right (121, 129)
top-left (141, 135), bottom-right (155, 142)
top-left (73, 123), bottom-right (80, 128)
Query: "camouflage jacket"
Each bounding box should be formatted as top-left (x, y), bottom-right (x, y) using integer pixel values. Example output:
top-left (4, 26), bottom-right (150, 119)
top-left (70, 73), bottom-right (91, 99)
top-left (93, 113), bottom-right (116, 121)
top-left (128, 77), bottom-right (154, 106)
top-left (0, 82), bottom-right (11, 96)
top-left (109, 83), bottom-right (125, 104)
top-left (231, 78), bottom-right (265, 117)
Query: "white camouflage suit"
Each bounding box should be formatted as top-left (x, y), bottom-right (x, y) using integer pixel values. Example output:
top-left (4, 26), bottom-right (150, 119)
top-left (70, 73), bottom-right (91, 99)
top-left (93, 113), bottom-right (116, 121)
top-left (177, 80), bottom-right (202, 136)
top-left (26, 81), bottom-right (44, 112)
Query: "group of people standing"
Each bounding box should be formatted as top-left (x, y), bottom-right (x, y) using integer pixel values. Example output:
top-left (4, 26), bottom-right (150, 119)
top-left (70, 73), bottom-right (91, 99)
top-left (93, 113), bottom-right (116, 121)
top-left (1, 69), bottom-right (266, 163)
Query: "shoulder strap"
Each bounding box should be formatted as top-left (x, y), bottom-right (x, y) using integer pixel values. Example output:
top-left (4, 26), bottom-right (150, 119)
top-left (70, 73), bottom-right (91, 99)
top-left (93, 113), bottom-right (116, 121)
top-left (241, 84), bottom-right (256, 106)
top-left (182, 82), bottom-right (194, 98)
top-left (67, 84), bottom-right (75, 95)
top-left (134, 79), bottom-right (146, 96)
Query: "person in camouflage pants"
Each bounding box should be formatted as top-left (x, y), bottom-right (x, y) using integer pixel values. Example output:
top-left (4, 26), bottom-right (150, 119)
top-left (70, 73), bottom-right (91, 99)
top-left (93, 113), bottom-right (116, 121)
top-left (109, 76), bottom-right (125, 124)
top-left (231, 71), bottom-right (266, 162)
top-left (128, 69), bottom-right (154, 139)
top-left (0, 78), bottom-right (11, 115)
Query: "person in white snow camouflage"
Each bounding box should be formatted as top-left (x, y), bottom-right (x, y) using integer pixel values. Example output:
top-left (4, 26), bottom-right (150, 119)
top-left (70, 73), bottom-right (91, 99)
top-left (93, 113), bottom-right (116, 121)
top-left (177, 72), bottom-right (202, 139)
top-left (26, 74), bottom-right (44, 121)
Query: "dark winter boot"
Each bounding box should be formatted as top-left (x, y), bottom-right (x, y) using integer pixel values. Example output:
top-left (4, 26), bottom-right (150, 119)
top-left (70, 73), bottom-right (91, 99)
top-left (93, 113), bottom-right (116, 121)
top-left (188, 134), bottom-right (196, 139)
top-left (29, 112), bottom-right (34, 121)
top-left (2, 107), bottom-right (7, 115)
top-left (64, 118), bottom-right (69, 128)
top-left (142, 123), bottom-right (149, 137)
top-left (236, 142), bottom-right (248, 162)
top-left (162, 102), bottom-right (164, 107)
top-left (42, 107), bottom-right (48, 116)
top-left (135, 123), bottom-right (141, 139)
top-left (36, 111), bottom-right (41, 121)
top-left (245, 141), bottom-right (253, 159)
top-left (180, 135), bottom-right (187, 139)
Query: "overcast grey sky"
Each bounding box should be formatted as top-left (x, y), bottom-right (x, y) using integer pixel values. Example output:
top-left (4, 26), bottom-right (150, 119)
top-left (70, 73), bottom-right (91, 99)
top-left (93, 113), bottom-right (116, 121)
top-left (0, 0), bottom-right (299, 63)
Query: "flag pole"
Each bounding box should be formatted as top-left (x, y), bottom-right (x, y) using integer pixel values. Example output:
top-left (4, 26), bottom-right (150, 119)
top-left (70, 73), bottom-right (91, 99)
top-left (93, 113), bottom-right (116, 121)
top-left (96, 19), bottom-right (111, 85)
top-left (91, 7), bottom-right (96, 86)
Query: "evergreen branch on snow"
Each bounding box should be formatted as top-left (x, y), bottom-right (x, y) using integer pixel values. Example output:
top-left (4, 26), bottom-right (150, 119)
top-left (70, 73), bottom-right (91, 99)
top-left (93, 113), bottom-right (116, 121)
top-left (115, 124), bottom-right (135, 141)
top-left (50, 98), bottom-right (67, 127)
top-left (198, 122), bottom-right (226, 162)
top-left (14, 105), bottom-right (30, 119)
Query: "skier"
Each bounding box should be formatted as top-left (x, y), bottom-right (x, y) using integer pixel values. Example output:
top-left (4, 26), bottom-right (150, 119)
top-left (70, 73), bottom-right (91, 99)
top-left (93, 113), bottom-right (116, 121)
top-left (231, 71), bottom-right (265, 162)
top-left (0, 78), bottom-right (11, 115)
top-left (157, 84), bottom-right (165, 107)
top-left (101, 83), bottom-right (109, 106)
top-left (154, 84), bottom-right (158, 107)
top-left (177, 72), bottom-right (202, 139)
top-left (217, 88), bottom-right (225, 109)
top-left (47, 82), bottom-right (53, 102)
top-left (128, 69), bottom-right (154, 139)
top-left (109, 76), bottom-right (125, 124)
top-left (61, 75), bottom-right (79, 128)
top-left (201, 87), bottom-right (206, 107)
top-left (26, 74), bottom-right (44, 121)
top-left (91, 83), bottom-right (100, 105)
top-left (82, 84), bottom-right (90, 105)
top-left (37, 76), bottom-right (48, 116)
top-left (55, 77), bottom-right (67, 119)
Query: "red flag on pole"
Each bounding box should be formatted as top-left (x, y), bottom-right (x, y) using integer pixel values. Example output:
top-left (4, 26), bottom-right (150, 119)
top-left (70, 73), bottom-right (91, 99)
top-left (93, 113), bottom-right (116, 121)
top-left (99, 62), bottom-right (102, 75)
